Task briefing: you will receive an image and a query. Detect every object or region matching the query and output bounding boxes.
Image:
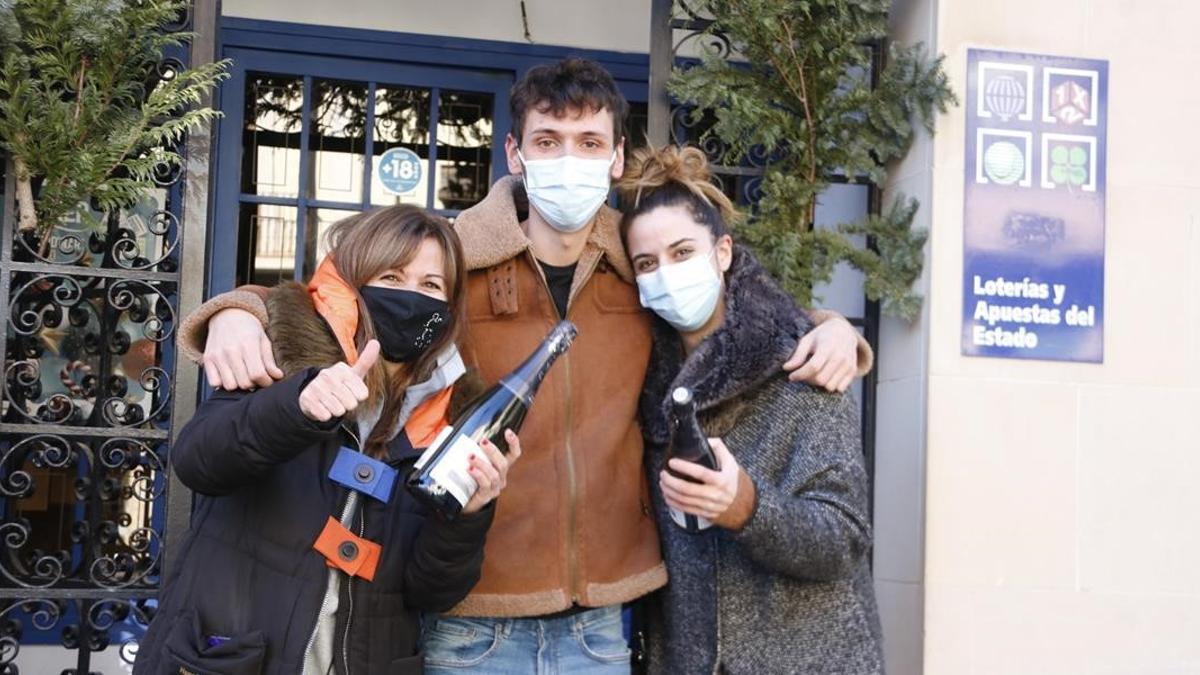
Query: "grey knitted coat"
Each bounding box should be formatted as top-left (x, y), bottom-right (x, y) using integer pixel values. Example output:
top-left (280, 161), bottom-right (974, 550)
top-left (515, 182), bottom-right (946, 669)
top-left (640, 245), bottom-right (885, 675)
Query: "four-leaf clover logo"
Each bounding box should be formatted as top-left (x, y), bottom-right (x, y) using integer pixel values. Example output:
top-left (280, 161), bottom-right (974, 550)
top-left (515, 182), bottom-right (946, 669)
top-left (1049, 145), bottom-right (1088, 186)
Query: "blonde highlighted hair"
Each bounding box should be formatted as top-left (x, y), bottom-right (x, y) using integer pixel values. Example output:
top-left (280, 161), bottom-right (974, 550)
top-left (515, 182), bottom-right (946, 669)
top-left (617, 145), bottom-right (741, 239)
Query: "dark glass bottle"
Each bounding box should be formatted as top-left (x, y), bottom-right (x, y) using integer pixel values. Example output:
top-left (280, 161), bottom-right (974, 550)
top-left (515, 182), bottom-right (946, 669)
top-left (666, 386), bottom-right (719, 533)
top-left (406, 321), bottom-right (577, 519)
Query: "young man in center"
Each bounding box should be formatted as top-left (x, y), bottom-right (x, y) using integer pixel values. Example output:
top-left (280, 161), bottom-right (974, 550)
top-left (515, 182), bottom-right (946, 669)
top-left (182, 58), bottom-right (872, 672)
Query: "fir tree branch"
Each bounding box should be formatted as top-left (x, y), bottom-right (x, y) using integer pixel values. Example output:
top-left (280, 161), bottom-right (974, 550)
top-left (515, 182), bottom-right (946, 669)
top-left (669, 0), bottom-right (955, 320)
top-left (0, 0), bottom-right (228, 236)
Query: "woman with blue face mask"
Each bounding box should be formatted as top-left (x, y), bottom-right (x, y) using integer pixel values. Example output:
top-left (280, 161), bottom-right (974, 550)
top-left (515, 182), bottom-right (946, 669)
top-left (618, 146), bottom-right (885, 675)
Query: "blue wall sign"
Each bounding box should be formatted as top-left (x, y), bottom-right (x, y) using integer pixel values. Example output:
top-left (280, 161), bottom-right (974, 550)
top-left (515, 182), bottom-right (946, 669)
top-left (377, 147), bottom-right (423, 194)
top-left (962, 49), bottom-right (1108, 363)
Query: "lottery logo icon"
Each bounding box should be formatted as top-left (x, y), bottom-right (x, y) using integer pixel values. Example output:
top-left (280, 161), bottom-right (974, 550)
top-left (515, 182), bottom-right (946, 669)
top-left (1042, 68), bottom-right (1099, 126)
top-left (1040, 133), bottom-right (1097, 192)
top-left (983, 141), bottom-right (1026, 185)
top-left (985, 75), bottom-right (1027, 122)
top-left (975, 129), bottom-right (1032, 187)
top-left (1050, 80), bottom-right (1091, 125)
top-left (1049, 145), bottom-right (1088, 186)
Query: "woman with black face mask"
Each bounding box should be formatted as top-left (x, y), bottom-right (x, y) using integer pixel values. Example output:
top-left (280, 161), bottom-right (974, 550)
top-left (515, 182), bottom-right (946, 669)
top-left (136, 206), bottom-right (518, 675)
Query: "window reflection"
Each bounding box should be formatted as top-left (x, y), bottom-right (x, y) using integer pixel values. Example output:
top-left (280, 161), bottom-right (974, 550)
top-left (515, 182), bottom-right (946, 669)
top-left (370, 87), bottom-right (432, 207)
top-left (242, 204), bottom-right (299, 286)
top-left (435, 90), bottom-right (493, 210)
top-left (312, 208), bottom-right (359, 266)
top-left (626, 101), bottom-right (649, 152)
top-left (311, 80), bottom-right (368, 203)
top-left (236, 74), bottom-right (497, 288)
top-left (242, 74), bottom-right (304, 198)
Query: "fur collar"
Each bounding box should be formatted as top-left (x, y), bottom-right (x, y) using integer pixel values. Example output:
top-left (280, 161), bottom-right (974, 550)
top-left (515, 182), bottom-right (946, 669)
top-left (639, 245), bottom-right (814, 444)
top-left (453, 174), bottom-right (635, 283)
top-left (265, 283), bottom-right (484, 420)
top-left (267, 282), bottom-right (347, 376)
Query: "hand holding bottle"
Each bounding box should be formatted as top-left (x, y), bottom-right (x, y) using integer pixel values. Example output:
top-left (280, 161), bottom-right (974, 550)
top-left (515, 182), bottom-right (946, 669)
top-left (298, 340), bottom-right (380, 422)
top-left (461, 429), bottom-right (523, 515)
top-left (407, 321), bottom-right (576, 520)
top-left (660, 438), bottom-right (745, 526)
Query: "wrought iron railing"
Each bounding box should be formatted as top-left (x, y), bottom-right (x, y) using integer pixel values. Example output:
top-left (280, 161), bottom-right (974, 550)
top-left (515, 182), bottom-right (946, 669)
top-left (0, 2), bottom-right (216, 671)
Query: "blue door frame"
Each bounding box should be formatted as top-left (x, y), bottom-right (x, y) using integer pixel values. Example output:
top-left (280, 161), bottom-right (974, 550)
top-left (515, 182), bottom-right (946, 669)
top-left (209, 18), bottom-right (650, 298)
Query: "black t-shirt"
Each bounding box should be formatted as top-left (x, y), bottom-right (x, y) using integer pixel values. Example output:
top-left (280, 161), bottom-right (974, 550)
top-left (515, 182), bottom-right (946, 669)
top-left (538, 259), bottom-right (577, 319)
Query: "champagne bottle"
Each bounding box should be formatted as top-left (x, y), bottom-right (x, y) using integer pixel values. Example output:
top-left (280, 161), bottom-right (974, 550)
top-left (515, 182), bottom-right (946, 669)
top-left (406, 321), bottom-right (578, 519)
top-left (666, 386), bottom-right (719, 533)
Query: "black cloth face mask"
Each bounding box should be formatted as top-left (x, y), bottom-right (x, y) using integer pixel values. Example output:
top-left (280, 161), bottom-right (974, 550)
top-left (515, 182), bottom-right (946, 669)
top-left (358, 286), bottom-right (452, 362)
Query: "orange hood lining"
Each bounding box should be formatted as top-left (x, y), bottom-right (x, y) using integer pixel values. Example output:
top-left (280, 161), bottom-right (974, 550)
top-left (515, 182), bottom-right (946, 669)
top-left (307, 255), bottom-right (456, 447)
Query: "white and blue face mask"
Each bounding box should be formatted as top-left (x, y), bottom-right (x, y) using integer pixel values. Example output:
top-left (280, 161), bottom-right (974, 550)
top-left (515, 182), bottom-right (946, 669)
top-left (518, 149), bottom-right (615, 233)
top-left (635, 250), bottom-right (723, 332)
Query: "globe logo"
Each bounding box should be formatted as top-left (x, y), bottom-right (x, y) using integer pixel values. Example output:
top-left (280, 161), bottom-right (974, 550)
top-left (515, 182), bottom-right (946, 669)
top-left (983, 141), bottom-right (1025, 185)
top-left (985, 74), bottom-right (1026, 121)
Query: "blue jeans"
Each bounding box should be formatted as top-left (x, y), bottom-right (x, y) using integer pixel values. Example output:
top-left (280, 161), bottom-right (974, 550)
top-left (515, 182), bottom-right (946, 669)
top-left (421, 605), bottom-right (632, 674)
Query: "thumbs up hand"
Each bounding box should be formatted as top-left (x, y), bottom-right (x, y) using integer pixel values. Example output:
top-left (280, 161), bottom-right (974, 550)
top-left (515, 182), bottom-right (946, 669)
top-left (298, 340), bottom-right (380, 422)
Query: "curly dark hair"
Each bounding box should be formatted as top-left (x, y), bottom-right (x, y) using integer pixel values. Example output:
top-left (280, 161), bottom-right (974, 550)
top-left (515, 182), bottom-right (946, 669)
top-left (509, 58), bottom-right (629, 144)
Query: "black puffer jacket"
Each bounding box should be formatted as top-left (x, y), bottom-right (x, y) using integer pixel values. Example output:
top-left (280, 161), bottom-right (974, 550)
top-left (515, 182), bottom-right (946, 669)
top-left (640, 246), bottom-right (884, 674)
top-left (135, 284), bottom-right (493, 675)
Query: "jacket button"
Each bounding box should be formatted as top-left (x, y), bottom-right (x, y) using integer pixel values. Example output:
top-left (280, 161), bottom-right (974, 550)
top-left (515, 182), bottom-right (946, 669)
top-left (354, 464), bottom-right (374, 483)
top-left (338, 541), bottom-right (358, 561)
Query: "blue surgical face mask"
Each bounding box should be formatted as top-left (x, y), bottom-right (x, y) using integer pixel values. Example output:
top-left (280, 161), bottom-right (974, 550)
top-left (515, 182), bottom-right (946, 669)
top-left (635, 249), bottom-right (723, 332)
top-left (518, 149), bottom-right (615, 233)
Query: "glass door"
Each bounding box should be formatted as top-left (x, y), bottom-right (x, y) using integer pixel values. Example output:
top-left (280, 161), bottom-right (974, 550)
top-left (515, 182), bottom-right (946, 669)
top-left (210, 50), bottom-right (511, 293)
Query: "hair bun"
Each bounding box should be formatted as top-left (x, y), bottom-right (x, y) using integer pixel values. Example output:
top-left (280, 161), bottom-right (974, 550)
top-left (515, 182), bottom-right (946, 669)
top-left (618, 145), bottom-right (738, 224)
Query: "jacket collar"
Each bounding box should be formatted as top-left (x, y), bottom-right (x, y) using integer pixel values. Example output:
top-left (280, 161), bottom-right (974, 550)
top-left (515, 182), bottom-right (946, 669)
top-left (639, 245), bottom-right (814, 444)
top-left (266, 282), bottom-right (347, 377)
top-left (454, 175), bottom-right (635, 283)
top-left (306, 255), bottom-right (361, 363)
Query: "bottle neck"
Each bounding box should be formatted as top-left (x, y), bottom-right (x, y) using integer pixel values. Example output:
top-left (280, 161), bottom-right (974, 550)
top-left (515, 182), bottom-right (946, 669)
top-left (499, 324), bottom-right (574, 403)
top-left (671, 399), bottom-right (706, 445)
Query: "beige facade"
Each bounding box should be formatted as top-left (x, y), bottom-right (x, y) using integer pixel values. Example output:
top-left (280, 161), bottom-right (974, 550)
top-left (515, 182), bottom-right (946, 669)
top-left (888, 0), bottom-right (1200, 673)
top-left (223, 0), bottom-right (654, 53)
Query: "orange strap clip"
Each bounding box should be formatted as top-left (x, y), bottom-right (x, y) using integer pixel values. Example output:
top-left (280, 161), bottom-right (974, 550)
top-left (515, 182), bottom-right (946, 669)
top-left (313, 517), bottom-right (381, 582)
